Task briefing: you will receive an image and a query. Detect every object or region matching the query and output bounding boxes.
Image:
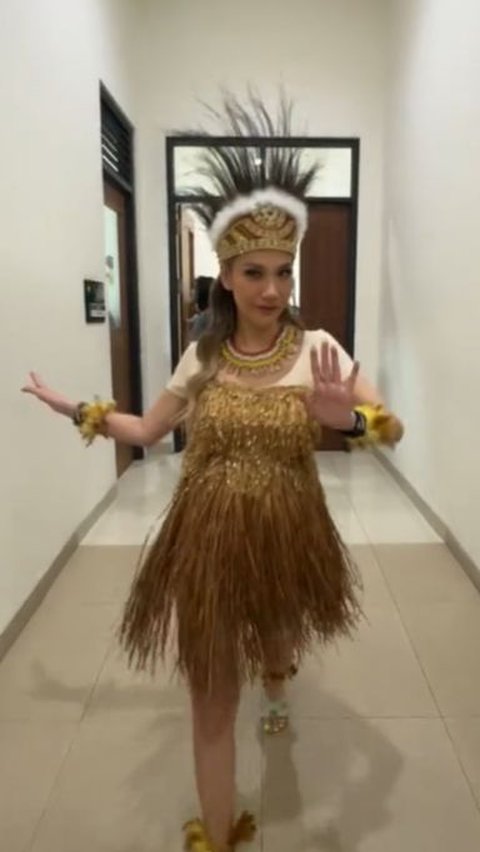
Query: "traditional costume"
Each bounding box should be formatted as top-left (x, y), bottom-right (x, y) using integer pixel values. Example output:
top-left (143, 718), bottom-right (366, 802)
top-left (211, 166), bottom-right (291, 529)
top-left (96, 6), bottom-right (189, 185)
top-left (73, 94), bottom-right (401, 851)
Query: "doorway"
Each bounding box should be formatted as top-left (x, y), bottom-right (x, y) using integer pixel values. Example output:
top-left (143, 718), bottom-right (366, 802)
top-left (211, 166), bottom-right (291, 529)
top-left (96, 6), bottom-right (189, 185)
top-left (104, 183), bottom-right (135, 476)
top-left (101, 85), bottom-right (143, 476)
top-left (167, 138), bottom-right (359, 452)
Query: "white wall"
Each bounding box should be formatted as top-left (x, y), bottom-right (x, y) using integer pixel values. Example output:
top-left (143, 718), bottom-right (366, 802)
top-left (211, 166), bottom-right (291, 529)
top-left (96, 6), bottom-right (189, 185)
top-left (0, 0), bottom-right (139, 634)
top-left (134, 0), bottom-right (389, 406)
top-left (380, 0), bottom-right (480, 565)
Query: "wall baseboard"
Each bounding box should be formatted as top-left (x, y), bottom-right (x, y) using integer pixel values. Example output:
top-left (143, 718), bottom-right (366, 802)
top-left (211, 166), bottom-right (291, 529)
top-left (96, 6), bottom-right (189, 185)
top-left (0, 483), bottom-right (118, 663)
top-left (375, 449), bottom-right (480, 594)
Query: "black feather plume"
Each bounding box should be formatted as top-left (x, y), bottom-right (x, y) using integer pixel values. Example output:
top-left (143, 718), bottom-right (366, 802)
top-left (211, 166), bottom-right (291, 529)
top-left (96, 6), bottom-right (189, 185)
top-left (176, 90), bottom-right (318, 229)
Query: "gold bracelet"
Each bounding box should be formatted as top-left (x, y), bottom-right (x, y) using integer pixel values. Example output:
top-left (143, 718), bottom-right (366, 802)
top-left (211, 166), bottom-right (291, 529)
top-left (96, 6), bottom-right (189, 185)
top-left (347, 404), bottom-right (403, 449)
top-left (74, 398), bottom-right (116, 446)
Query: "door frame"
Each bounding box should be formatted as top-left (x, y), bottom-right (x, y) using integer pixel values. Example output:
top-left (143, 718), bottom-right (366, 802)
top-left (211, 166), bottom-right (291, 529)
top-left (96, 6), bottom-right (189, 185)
top-left (166, 135), bottom-right (360, 451)
top-left (101, 84), bottom-right (143, 460)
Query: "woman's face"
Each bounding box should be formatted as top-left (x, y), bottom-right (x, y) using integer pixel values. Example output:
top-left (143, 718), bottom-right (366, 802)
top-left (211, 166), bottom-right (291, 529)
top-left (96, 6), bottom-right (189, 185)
top-left (221, 249), bottom-right (294, 330)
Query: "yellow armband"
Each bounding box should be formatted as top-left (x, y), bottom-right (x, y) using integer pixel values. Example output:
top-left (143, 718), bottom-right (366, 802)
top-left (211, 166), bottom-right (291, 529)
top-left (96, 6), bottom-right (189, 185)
top-left (347, 404), bottom-right (403, 449)
top-left (73, 399), bottom-right (116, 446)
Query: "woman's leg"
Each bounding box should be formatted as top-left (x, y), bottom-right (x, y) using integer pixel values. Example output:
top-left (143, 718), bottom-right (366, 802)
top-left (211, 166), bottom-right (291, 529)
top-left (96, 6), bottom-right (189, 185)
top-left (189, 674), bottom-right (240, 851)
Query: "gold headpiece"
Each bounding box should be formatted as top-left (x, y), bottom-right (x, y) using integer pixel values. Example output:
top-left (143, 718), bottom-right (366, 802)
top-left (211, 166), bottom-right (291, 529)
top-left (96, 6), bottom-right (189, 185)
top-left (182, 92), bottom-right (318, 262)
top-left (216, 205), bottom-right (298, 262)
top-left (209, 188), bottom-right (308, 263)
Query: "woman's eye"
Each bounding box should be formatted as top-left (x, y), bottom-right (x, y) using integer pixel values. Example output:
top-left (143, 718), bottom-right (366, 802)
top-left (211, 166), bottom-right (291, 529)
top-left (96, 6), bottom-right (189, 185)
top-left (244, 269), bottom-right (262, 279)
top-left (279, 269), bottom-right (292, 278)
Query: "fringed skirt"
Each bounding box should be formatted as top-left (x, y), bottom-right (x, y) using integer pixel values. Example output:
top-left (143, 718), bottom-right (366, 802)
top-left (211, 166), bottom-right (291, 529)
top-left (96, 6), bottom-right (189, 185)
top-left (119, 456), bottom-right (361, 691)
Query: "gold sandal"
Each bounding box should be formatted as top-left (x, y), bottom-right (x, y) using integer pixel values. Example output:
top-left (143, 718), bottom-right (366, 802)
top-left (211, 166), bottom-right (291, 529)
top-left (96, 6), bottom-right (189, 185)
top-left (183, 811), bottom-right (256, 851)
top-left (183, 818), bottom-right (214, 852)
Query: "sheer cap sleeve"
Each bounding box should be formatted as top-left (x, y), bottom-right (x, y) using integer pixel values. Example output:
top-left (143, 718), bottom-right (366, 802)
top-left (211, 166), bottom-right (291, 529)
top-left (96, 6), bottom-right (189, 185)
top-left (305, 329), bottom-right (354, 381)
top-left (166, 343), bottom-right (200, 399)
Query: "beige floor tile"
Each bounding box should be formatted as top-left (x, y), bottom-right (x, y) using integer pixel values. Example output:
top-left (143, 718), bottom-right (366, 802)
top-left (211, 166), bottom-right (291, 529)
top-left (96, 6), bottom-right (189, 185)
top-left (0, 603), bottom-right (117, 721)
top-left (85, 642), bottom-right (262, 735)
top-left (84, 641), bottom-right (189, 720)
top-left (445, 717), bottom-right (480, 807)
top-left (30, 712), bottom-right (261, 852)
top-left (289, 607), bottom-right (436, 719)
top-left (5, 451), bottom-right (479, 851)
top-left (15, 592), bottom-right (120, 645)
top-left (0, 720), bottom-right (76, 852)
top-left (316, 454), bottom-right (345, 490)
top-left (374, 543), bottom-right (479, 606)
top-left (82, 509), bottom-right (163, 546)
top-left (82, 457), bottom-right (179, 546)
top-left (328, 500), bottom-right (369, 545)
top-left (44, 546), bottom-right (141, 607)
top-left (331, 452), bottom-right (388, 480)
top-left (342, 478), bottom-right (409, 502)
top-left (348, 545), bottom-right (395, 609)
top-left (262, 718), bottom-right (480, 851)
top-left (400, 601), bottom-right (480, 716)
top-left (354, 502), bottom-right (440, 545)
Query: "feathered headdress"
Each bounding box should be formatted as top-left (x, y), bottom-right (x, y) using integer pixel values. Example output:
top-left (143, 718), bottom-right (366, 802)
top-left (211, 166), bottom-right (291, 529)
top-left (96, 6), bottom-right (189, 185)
top-left (179, 92), bottom-right (318, 262)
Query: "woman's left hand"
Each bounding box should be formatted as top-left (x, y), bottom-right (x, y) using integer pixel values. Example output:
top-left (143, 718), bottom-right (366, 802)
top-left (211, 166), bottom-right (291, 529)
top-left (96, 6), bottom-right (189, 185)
top-left (304, 342), bottom-right (360, 431)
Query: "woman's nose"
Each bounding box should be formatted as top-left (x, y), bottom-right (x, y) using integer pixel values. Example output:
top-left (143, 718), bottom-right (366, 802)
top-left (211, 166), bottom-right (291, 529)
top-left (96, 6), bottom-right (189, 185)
top-left (263, 276), bottom-right (279, 297)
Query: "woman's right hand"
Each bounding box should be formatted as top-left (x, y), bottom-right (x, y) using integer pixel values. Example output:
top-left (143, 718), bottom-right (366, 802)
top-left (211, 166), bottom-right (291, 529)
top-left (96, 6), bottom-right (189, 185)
top-left (22, 372), bottom-right (76, 418)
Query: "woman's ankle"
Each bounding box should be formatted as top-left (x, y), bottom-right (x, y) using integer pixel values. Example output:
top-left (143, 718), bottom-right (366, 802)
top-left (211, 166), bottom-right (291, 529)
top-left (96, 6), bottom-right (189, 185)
top-left (263, 678), bottom-right (286, 702)
top-left (262, 662), bottom-right (297, 700)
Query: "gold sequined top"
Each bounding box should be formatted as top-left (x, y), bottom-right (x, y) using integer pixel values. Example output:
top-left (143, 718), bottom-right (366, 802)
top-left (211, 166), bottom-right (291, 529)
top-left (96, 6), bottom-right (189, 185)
top-left (166, 328), bottom-right (355, 496)
top-left (182, 381), bottom-right (319, 498)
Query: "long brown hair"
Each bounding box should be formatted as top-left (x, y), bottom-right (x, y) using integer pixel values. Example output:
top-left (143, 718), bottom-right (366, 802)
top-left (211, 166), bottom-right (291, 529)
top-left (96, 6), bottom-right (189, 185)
top-left (184, 273), bottom-right (304, 412)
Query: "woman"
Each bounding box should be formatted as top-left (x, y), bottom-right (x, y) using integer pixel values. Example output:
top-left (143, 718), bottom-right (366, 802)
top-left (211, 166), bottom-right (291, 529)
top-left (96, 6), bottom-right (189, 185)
top-left (23, 96), bottom-right (403, 852)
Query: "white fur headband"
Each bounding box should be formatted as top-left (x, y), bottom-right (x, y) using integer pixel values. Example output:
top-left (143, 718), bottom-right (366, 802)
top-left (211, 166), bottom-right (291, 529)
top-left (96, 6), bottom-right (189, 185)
top-left (208, 187), bottom-right (308, 249)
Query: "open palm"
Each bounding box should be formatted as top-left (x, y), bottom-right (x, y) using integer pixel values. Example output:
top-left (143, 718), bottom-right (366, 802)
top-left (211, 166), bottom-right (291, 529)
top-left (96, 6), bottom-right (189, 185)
top-left (304, 342), bottom-right (360, 431)
top-left (22, 372), bottom-right (73, 417)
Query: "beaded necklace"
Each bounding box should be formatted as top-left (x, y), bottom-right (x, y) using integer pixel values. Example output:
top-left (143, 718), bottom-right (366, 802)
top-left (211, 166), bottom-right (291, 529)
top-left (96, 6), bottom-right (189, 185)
top-left (219, 324), bottom-right (301, 377)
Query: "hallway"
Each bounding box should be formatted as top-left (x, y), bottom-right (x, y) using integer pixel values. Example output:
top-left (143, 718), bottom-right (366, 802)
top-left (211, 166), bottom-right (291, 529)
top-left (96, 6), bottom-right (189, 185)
top-left (2, 453), bottom-right (480, 851)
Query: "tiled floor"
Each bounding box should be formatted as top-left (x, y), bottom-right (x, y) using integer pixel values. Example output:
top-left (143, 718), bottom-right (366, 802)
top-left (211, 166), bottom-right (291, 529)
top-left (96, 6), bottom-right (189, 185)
top-left (2, 451), bottom-right (480, 851)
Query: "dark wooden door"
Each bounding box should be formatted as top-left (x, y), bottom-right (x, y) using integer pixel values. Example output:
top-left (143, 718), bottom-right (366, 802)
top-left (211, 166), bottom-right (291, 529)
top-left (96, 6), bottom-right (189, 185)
top-left (175, 205), bottom-right (196, 449)
top-left (104, 182), bottom-right (134, 476)
top-left (176, 204), bottom-right (196, 354)
top-left (300, 203), bottom-right (353, 451)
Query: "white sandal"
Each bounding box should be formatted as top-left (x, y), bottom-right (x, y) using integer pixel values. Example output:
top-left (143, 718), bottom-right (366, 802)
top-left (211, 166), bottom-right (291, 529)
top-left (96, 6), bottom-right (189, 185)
top-left (261, 663), bottom-right (297, 735)
top-left (261, 697), bottom-right (289, 735)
